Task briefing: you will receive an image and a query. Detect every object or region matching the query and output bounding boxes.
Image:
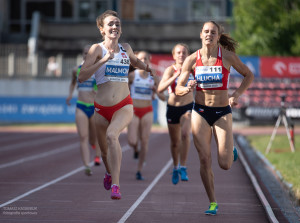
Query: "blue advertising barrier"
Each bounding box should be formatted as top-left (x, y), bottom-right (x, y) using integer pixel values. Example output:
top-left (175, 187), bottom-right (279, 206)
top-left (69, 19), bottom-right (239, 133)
top-left (230, 56), bottom-right (260, 77)
top-left (0, 97), bottom-right (158, 124)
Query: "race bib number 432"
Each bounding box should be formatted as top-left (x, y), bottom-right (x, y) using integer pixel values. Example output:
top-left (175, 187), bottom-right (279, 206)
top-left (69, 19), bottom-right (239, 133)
top-left (195, 66), bottom-right (223, 88)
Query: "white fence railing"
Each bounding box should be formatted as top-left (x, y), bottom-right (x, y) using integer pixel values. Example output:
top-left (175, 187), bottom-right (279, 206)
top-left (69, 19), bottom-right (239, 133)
top-left (0, 53), bottom-right (81, 79)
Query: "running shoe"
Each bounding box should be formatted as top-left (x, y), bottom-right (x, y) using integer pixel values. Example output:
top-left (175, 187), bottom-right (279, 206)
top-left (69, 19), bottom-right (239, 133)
top-left (204, 202), bottom-right (218, 215)
top-left (85, 167), bottom-right (92, 176)
top-left (233, 147), bottom-right (238, 162)
top-left (111, 184), bottom-right (121, 200)
top-left (94, 156), bottom-right (101, 166)
top-left (136, 171), bottom-right (144, 180)
top-left (172, 168), bottom-right (179, 185)
top-left (180, 167), bottom-right (189, 181)
top-left (103, 172), bottom-right (112, 190)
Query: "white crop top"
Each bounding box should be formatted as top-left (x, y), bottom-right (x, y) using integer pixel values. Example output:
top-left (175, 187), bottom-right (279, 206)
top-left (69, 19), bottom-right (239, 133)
top-left (130, 70), bottom-right (154, 100)
top-left (94, 43), bottom-right (130, 85)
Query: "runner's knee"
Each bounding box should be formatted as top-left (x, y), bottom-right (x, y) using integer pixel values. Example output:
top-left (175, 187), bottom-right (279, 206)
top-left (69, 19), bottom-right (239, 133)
top-left (106, 130), bottom-right (118, 146)
top-left (218, 159), bottom-right (232, 170)
top-left (181, 131), bottom-right (189, 141)
top-left (171, 140), bottom-right (180, 149)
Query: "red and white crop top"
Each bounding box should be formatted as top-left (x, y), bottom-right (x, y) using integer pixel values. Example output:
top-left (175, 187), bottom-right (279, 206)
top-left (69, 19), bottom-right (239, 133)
top-left (194, 47), bottom-right (230, 91)
top-left (168, 65), bottom-right (194, 94)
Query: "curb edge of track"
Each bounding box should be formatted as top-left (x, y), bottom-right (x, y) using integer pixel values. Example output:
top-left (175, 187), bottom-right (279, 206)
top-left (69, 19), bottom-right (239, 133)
top-left (234, 134), bottom-right (279, 223)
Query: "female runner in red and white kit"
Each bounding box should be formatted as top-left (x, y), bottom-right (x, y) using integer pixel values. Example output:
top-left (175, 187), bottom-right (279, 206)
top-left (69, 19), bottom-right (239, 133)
top-left (157, 43), bottom-right (194, 185)
top-left (78, 10), bottom-right (153, 200)
top-left (127, 51), bottom-right (165, 181)
top-left (176, 21), bottom-right (254, 215)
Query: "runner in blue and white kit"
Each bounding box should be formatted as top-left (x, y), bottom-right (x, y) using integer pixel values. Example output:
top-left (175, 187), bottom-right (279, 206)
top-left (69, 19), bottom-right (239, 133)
top-left (66, 45), bottom-right (101, 176)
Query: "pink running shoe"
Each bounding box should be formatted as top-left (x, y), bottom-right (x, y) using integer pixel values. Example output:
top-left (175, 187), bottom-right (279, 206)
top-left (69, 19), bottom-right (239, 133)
top-left (111, 184), bottom-right (121, 200)
top-left (103, 173), bottom-right (112, 190)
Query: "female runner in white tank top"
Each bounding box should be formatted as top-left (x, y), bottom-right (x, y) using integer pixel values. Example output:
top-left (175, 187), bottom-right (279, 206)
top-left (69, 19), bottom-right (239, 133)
top-left (127, 51), bottom-right (165, 181)
top-left (78, 10), bottom-right (153, 200)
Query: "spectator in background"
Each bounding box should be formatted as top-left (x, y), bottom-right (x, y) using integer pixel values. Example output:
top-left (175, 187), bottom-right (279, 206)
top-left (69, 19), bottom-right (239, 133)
top-left (157, 43), bottom-right (194, 185)
top-left (66, 45), bottom-right (101, 176)
top-left (45, 56), bottom-right (61, 77)
top-left (78, 10), bottom-right (154, 200)
top-left (127, 51), bottom-right (165, 180)
top-left (176, 21), bottom-right (254, 215)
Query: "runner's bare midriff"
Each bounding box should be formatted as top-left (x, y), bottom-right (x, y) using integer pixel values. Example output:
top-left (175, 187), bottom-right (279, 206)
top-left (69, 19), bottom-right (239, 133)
top-left (168, 92), bottom-right (194, 107)
top-left (77, 91), bottom-right (96, 104)
top-left (95, 81), bottom-right (130, 106)
top-left (195, 90), bottom-right (229, 107)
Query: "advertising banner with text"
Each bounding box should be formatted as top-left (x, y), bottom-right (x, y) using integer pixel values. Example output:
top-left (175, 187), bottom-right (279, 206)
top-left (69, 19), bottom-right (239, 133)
top-left (261, 57), bottom-right (300, 78)
top-left (0, 97), bottom-right (159, 124)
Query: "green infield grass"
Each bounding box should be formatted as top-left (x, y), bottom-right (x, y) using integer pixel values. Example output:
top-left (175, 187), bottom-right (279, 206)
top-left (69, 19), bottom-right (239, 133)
top-left (247, 134), bottom-right (300, 202)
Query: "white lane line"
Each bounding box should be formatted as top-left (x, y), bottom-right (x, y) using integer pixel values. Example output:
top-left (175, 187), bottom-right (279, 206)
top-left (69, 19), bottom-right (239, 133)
top-left (0, 142), bottom-right (79, 169)
top-left (118, 158), bottom-right (173, 223)
top-left (0, 134), bottom-right (76, 152)
top-left (0, 165), bottom-right (86, 208)
top-left (0, 144), bottom-right (131, 208)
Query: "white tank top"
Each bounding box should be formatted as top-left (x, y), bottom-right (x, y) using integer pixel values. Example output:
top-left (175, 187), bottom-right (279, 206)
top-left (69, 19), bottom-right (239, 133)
top-left (130, 70), bottom-right (154, 100)
top-left (94, 43), bottom-right (130, 85)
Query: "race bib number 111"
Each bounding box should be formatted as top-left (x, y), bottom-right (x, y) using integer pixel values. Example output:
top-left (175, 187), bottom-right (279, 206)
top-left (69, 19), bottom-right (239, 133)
top-left (195, 66), bottom-right (223, 88)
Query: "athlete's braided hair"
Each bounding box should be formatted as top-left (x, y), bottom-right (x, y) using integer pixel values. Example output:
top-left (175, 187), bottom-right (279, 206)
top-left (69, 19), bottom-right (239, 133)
top-left (203, 21), bottom-right (238, 52)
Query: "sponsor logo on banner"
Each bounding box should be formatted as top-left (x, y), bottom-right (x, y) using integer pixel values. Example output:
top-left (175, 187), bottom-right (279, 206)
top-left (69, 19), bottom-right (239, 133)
top-left (273, 61), bottom-right (286, 75)
top-left (261, 57), bottom-right (300, 78)
top-left (0, 97), bottom-right (160, 123)
top-left (0, 97), bottom-right (76, 123)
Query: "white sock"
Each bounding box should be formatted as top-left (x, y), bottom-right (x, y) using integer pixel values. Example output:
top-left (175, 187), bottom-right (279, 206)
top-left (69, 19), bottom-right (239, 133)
top-left (111, 184), bottom-right (119, 188)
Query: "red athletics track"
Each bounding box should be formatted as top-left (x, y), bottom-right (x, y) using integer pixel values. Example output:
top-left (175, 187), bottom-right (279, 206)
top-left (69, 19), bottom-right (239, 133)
top-left (0, 126), bottom-right (288, 223)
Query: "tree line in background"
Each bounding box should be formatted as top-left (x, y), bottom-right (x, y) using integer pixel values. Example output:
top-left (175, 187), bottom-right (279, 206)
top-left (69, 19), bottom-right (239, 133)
top-left (232, 0), bottom-right (300, 56)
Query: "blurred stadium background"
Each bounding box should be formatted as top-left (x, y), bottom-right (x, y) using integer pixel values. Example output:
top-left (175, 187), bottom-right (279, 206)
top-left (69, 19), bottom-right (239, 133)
top-left (0, 0), bottom-right (299, 126)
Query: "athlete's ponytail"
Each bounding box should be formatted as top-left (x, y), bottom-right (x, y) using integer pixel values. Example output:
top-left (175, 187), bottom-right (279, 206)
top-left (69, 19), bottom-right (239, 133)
top-left (219, 33), bottom-right (238, 53)
top-left (204, 21), bottom-right (238, 52)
